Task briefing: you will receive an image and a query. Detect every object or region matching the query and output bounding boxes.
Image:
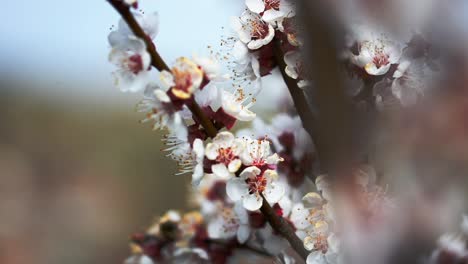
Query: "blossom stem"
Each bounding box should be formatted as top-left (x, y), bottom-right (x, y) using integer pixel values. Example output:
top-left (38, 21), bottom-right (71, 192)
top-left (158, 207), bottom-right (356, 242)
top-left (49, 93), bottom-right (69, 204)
top-left (107, 0), bottom-right (218, 138)
top-left (260, 194), bottom-right (309, 260)
top-left (187, 101), bottom-right (218, 137)
top-left (272, 37), bottom-right (315, 134)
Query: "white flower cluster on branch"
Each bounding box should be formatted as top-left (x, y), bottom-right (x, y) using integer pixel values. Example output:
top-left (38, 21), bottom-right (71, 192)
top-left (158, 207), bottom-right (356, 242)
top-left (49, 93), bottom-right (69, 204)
top-left (102, 0), bottom-right (466, 263)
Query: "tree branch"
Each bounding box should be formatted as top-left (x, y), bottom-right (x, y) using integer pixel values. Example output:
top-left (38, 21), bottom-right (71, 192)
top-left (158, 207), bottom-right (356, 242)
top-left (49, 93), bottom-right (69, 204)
top-left (107, 0), bottom-right (217, 137)
top-left (272, 37), bottom-right (317, 142)
top-left (260, 194), bottom-right (309, 260)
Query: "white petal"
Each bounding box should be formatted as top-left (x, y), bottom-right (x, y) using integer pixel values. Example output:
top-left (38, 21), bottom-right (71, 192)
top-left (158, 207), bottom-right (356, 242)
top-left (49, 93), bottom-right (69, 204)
top-left (263, 182), bottom-right (284, 204)
top-left (237, 108), bottom-right (257, 121)
top-left (262, 9), bottom-right (284, 23)
top-left (239, 166), bottom-right (261, 180)
top-left (302, 192), bottom-right (323, 208)
top-left (233, 41), bottom-right (249, 62)
top-left (266, 153), bottom-right (283, 164)
top-left (237, 225), bottom-right (251, 243)
top-left (192, 165), bottom-right (204, 186)
top-left (228, 159), bottom-right (242, 173)
top-left (365, 62), bottom-right (391, 76)
top-left (154, 89), bottom-right (171, 103)
top-left (245, 0), bottom-right (265, 13)
top-left (306, 251), bottom-right (326, 264)
top-left (212, 163), bottom-right (231, 178)
top-left (213, 131), bottom-right (235, 145)
top-left (226, 178), bottom-right (249, 201)
top-left (234, 202), bottom-right (249, 224)
top-left (205, 143), bottom-right (219, 160)
top-left (142, 12), bottom-right (159, 39)
top-left (243, 193), bottom-right (263, 211)
top-left (192, 139), bottom-right (204, 159)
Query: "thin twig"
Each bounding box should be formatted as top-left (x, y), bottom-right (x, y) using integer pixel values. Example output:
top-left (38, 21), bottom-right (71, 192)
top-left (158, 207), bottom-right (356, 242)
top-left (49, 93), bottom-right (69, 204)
top-left (107, 0), bottom-right (217, 137)
top-left (260, 194), bottom-right (309, 260)
top-left (272, 37), bottom-right (316, 140)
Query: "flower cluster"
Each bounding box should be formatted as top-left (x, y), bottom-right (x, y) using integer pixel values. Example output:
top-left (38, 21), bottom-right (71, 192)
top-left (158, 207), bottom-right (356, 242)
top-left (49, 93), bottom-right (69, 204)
top-left (103, 0), bottom-right (464, 263)
top-left (228, 0), bottom-right (309, 89)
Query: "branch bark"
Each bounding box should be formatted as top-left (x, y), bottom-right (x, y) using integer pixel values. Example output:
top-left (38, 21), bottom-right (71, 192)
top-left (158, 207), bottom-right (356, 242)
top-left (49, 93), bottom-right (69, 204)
top-left (260, 194), bottom-right (310, 260)
top-left (272, 37), bottom-right (317, 144)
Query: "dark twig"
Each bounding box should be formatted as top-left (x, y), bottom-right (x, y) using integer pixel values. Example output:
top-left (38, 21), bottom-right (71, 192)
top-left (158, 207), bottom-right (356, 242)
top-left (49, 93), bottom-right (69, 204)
top-left (272, 37), bottom-right (317, 143)
top-left (260, 194), bottom-right (309, 260)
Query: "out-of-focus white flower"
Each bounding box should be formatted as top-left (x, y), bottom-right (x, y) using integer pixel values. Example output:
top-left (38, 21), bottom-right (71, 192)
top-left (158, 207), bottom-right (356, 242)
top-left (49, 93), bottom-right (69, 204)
top-left (138, 84), bottom-right (187, 138)
top-left (290, 191), bottom-right (339, 264)
top-left (207, 202), bottom-right (251, 243)
top-left (429, 234), bottom-right (468, 264)
top-left (205, 132), bottom-right (244, 178)
top-left (231, 11), bottom-right (275, 50)
top-left (108, 12), bottom-right (159, 50)
top-left (125, 255), bottom-right (154, 264)
top-left (391, 60), bottom-right (426, 106)
top-left (227, 167), bottom-right (284, 211)
top-left (236, 118), bottom-right (271, 140)
top-left (349, 27), bottom-right (402, 76)
top-left (270, 114), bottom-right (312, 159)
top-left (109, 39), bottom-right (151, 92)
top-left (163, 57), bottom-right (204, 100)
top-left (240, 137), bottom-right (282, 167)
top-left (258, 224), bottom-right (289, 254)
top-left (245, 0), bottom-right (295, 23)
top-left (462, 215), bottom-right (468, 236)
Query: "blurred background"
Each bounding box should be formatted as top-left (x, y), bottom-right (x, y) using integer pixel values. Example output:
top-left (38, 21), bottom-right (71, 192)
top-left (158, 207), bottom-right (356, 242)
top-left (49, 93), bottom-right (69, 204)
top-left (0, 0), bottom-right (278, 263)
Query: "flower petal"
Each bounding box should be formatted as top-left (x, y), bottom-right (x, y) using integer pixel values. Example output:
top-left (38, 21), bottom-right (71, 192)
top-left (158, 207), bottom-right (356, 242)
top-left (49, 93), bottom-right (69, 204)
top-left (212, 163), bottom-right (231, 179)
top-left (226, 178), bottom-right (249, 202)
top-left (243, 193), bottom-right (263, 211)
top-left (245, 0), bottom-right (265, 13)
top-left (237, 225), bottom-right (250, 243)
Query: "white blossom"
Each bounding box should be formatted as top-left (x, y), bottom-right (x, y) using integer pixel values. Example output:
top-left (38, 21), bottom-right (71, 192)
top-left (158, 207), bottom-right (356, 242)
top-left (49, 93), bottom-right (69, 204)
top-left (227, 167), bottom-right (284, 211)
top-left (348, 26), bottom-right (403, 76)
top-left (108, 12), bottom-right (159, 50)
top-left (109, 38), bottom-right (151, 92)
top-left (240, 137), bottom-right (282, 167)
top-left (205, 132), bottom-right (244, 178)
top-left (207, 202), bottom-right (251, 243)
top-left (245, 0), bottom-right (295, 24)
top-left (231, 11), bottom-right (275, 50)
top-left (138, 84), bottom-right (187, 138)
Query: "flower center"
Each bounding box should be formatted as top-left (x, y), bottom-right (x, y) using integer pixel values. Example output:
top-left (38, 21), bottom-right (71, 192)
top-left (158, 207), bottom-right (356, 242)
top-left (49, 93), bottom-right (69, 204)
top-left (245, 174), bottom-right (267, 194)
top-left (128, 54), bottom-right (144, 74)
top-left (313, 234), bottom-right (329, 254)
top-left (221, 208), bottom-right (240, 233)
top-left (172, 68), bottom-right (193, 93)
top-left (372, 52), bottom-right (390, 69)
top-left (216, 147), bottom-right (236, 165)
top-left (264, 0), bottom-right (280, 11)
top-left (248, 19), bottom-right (270, 40)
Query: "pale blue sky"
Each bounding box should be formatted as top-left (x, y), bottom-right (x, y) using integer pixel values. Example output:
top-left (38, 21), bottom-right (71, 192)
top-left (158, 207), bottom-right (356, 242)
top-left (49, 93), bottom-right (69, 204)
top-left (0, 0), bottom-right (244, 103)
